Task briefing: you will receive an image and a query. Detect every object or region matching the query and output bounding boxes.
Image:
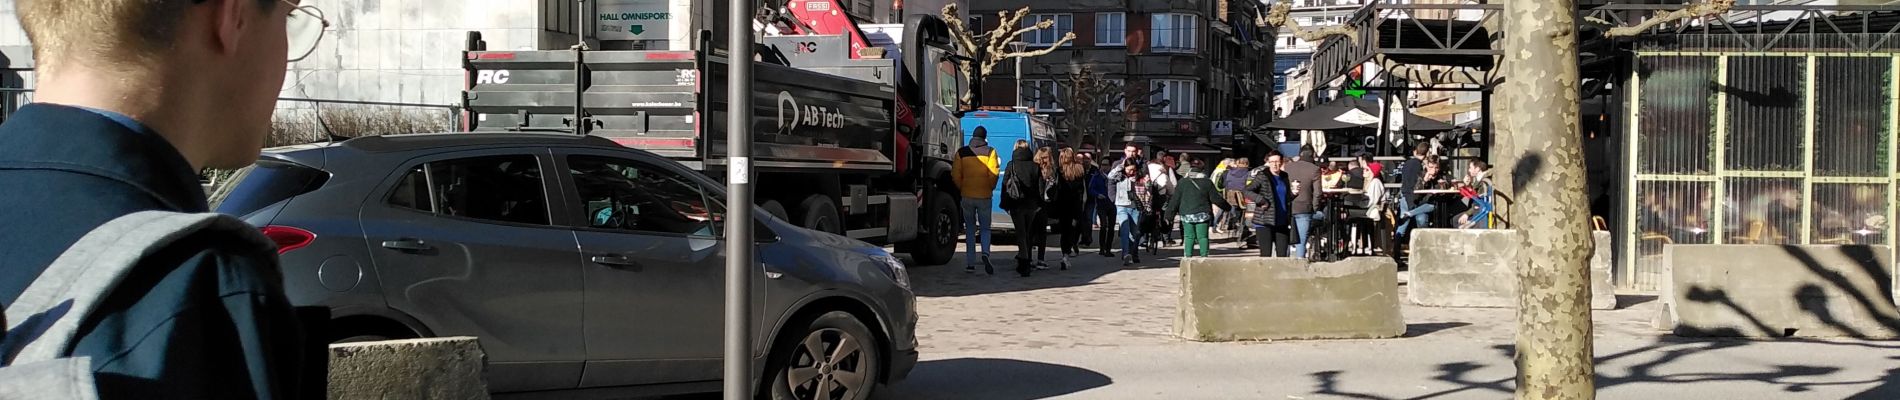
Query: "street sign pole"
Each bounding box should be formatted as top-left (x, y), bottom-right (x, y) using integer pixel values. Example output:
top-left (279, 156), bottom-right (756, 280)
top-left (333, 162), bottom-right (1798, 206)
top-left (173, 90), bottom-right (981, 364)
top-left (723, 0), bottom-right (756, 396)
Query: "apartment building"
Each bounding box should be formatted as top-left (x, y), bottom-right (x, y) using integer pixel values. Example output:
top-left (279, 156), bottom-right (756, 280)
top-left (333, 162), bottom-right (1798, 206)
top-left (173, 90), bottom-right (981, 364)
top-left (967, 0), bottom-right (1277, 151)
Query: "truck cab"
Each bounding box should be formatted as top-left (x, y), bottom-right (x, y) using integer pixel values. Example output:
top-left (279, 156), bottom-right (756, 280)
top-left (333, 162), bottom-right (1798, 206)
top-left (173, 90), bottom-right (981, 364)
top-left (960, 110), bottom-right (1057, 230)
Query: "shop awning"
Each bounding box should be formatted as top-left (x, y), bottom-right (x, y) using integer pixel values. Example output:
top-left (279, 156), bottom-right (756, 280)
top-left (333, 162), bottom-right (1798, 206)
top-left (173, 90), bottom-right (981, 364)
top-left (1261, 96), bottom-right (1456, 132)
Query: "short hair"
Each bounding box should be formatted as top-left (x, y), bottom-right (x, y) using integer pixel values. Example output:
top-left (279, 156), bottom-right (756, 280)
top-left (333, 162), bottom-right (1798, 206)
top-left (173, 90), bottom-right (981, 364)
top-left (1299, 145), bottom-right (1317, 161)
top-left (20, 0), bottom-right (281, 68)
top-left (1470, 160), bottom-right (1492, 171)
top-left (1413, 143), bottom-right (1432, 157)
top-left (1265, 152), bottom-right (1284, 161)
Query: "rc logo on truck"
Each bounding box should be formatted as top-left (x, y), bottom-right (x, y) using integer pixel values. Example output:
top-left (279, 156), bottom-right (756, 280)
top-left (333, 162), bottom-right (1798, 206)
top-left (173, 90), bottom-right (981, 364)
top-left (777, 91), bottom-right (846, 135)
top-left (476, 70), bottom-right (511, 84)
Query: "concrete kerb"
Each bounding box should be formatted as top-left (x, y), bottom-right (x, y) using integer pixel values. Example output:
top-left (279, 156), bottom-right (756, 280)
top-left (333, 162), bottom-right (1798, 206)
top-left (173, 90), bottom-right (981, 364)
top-left (1661, 244), bottom-right (1900, 338)
top-left (328, 336), bottom-right (490, 400)
top-left (1176, 256), bottom-right (1405, 341)
top-left (1406, 229), bottom-right (1617, 310)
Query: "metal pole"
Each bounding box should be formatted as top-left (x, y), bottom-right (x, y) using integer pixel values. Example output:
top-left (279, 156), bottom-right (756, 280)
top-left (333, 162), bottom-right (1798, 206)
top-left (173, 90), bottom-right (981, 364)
top-left (1014, 57), bottom-right (1023, 108)
top-left (723, 0), bottom-right (756, 395)
top-left (573, 0), bottom-right (590, 135)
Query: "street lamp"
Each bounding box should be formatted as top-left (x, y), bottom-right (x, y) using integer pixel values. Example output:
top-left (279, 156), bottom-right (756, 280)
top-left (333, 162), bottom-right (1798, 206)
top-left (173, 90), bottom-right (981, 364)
top-left (1010, 41), bottom-right (1026, 108)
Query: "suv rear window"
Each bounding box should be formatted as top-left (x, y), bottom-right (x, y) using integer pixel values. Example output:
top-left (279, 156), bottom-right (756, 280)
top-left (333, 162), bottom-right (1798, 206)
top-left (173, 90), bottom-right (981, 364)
top-left (212, 160), bottom-right (330, 217)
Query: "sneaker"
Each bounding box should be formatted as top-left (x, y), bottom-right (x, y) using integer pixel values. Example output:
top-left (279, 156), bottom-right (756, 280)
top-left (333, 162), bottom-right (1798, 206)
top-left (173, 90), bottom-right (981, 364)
top-left (1034, 261), bottom-right (1050, 270)
top-left (1060, 259), bottom-right (1070, 270)
top-left (965, 265), bottom-right (976, 274)
top-left (982, 255), bottom-right (995, 275)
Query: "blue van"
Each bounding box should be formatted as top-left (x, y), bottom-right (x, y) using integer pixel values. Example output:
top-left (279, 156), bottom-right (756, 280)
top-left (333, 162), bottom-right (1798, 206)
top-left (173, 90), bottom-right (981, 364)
top-left (961, 110), bottom-right (1058, 230)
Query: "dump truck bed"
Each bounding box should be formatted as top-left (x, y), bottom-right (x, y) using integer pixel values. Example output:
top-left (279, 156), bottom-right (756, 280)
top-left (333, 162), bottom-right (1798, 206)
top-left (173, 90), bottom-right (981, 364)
top-left (463, 49), bottom-right (897, 172)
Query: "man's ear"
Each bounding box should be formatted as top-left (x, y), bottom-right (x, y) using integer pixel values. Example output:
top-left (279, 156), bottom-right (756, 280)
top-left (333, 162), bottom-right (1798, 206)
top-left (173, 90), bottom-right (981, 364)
top-left (213, 0), bottom-right (251, 55)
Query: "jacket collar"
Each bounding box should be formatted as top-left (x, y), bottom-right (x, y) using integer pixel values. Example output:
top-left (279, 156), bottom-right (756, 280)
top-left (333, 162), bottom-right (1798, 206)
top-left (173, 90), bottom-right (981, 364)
top-left (0, 103), bottom-right (209, 212)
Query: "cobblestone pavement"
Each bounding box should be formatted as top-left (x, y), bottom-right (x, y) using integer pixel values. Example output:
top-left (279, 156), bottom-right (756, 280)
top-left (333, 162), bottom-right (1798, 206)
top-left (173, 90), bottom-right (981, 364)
top-left (907, 232), bottom-right (1663, 354)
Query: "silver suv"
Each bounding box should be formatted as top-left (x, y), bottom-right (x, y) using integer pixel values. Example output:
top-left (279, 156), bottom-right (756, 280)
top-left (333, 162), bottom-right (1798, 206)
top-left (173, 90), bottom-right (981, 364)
top-left (213, 133), bottom-right (918, 400)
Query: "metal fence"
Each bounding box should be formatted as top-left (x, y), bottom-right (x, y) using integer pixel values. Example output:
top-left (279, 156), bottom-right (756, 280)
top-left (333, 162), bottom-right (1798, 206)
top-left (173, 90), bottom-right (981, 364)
top-left (1623, 51), bottom-right (1898, 291)
top-left (0, 87), bottom-right (462, 144)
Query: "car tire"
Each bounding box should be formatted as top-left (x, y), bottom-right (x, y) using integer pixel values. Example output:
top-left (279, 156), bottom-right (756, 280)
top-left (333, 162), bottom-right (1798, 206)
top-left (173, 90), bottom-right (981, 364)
top-left (765, 311), bottom-right (882, 400)
top-left (762, 199), bottom-right (791, 222)
top-left (799, 195), bottom-right (842, 235)
top-left (899, 189), bottom-right (958, 266)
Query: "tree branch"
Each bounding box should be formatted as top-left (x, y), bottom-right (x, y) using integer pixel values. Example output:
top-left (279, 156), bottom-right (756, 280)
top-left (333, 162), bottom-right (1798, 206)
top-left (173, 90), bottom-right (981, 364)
top-left (1266, 1), bottom-right (1359, 43)
top-left (1596, 0), bottom-right (1735, 38)
top-left (1000, 33), bottom-right (1075, 59)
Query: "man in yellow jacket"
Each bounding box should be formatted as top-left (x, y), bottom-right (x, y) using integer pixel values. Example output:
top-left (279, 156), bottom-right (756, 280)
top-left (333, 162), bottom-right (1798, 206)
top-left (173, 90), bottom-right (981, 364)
top-left (951, 127), bottom-right (1001, 274)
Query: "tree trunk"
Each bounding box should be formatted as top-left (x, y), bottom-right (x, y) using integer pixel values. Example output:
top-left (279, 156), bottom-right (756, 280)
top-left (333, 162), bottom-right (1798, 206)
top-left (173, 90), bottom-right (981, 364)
top-left (1500, 0), bottom-right (1596, 398)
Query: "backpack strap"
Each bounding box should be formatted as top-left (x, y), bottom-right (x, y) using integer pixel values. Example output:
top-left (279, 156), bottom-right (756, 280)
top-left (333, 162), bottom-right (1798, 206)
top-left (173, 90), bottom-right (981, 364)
top-left (2, 211), bottom-right (270, 364)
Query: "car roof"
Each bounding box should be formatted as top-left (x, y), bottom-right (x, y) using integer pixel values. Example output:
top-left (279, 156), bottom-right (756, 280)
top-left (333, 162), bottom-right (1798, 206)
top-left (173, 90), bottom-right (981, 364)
top-left (340, 132), bottom-right (623, 152)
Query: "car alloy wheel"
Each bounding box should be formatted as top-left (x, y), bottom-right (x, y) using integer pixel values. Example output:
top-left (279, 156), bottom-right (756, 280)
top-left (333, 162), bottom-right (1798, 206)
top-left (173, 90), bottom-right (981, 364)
top-left (786, 328), bottom-right (869, 400)
top-left (770, 311), bottom-right (881, 400)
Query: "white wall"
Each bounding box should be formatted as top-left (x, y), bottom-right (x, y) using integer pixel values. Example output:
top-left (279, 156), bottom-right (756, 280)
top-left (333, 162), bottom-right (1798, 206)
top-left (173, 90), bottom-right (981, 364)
top-left (283, 0), bottom-right (542, 108)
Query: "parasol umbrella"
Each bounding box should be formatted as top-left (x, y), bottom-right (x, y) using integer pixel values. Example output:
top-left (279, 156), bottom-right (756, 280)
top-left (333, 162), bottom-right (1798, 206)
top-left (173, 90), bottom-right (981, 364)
top-left (1263, 96), bottom-right (1456, 132)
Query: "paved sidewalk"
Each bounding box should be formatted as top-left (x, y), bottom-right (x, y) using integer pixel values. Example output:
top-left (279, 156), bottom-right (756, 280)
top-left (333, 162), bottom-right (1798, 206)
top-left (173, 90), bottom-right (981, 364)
top-left (911, 236), bottom-right (1662, 354)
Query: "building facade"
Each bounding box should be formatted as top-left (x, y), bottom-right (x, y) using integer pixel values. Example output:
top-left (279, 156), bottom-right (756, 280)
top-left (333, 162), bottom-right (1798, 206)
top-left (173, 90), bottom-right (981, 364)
top-left (968, 0), bottom-right (1275, 153)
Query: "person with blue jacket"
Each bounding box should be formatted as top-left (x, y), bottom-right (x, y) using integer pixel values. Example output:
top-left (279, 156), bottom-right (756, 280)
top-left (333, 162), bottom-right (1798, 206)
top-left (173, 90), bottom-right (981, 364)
top-left (1246, 153), bottom-right (1296, 257)
top-left (0, 0), bottom-right (326, 399)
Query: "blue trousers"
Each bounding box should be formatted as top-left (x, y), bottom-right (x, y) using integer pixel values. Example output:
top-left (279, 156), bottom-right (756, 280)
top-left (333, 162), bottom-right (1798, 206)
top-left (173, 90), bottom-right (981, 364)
top-left (1117, 206), bottom-right (1142, 257)
top-left (961, 197), bottom-right (992, 264)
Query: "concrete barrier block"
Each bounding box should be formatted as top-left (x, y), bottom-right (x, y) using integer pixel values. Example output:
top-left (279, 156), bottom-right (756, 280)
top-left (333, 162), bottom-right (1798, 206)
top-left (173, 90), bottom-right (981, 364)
top-left (1407, 229), bottom-right (1616, 310)
top-left (329, 337), bottom-right (490, 400)
top-left (1176, 257), bottom-right (1404, 341)
top-left (1669, 245), bottom-right (1900, 338)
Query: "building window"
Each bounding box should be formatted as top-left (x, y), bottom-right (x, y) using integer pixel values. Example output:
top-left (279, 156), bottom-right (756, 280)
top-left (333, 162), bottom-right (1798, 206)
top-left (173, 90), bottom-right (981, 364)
top-left (1023, 14), bottom-right (1074, 46)
top-left (1096, 12), bottom-right (1126, 46)
top-left (1022, 79), bottom-right (1064, 111)
top-left (1152, 79), bottom-right (1197, 116)
top-left (1151, 13), bottom-right (1198, 52)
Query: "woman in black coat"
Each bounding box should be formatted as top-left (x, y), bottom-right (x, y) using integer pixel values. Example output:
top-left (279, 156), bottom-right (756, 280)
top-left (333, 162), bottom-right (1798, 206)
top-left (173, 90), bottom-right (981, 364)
top-left (1000, 142), bottom-right (1045, 277)
top-left (1053, 147), bottom-right (1090, 269)
top-left (1245, 153), bottom-right (1295, 257)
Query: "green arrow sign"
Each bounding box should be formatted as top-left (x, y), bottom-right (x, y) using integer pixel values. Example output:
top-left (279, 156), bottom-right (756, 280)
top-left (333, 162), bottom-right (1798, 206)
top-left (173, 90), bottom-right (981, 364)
top-left (628, 25), bottom-right (645, 35)
top-left (1343, 78), bottom-right (1367, 99)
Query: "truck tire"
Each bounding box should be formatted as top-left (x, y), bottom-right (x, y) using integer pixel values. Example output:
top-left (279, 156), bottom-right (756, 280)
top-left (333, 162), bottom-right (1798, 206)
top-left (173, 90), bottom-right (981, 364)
top-left (799, 195), bottom-right (842, 235)
top-left (761, 200), bottom-right (791, 222)
top-left (900, 190), bottom-right (958, 266)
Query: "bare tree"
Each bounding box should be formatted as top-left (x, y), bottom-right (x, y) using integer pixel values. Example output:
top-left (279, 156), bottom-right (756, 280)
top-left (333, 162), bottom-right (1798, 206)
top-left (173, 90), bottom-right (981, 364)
top-left (1047, 66), bottom-right (1131, 150)
top-left (1500, 0), bottom-right (1594, 397)
top-left (942, 4), bottom-right (1075, 108)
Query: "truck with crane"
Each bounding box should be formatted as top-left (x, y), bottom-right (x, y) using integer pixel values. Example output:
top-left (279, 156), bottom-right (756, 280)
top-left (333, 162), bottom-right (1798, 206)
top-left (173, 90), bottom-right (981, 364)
top-left (460, 2), bottom-right (970, 265)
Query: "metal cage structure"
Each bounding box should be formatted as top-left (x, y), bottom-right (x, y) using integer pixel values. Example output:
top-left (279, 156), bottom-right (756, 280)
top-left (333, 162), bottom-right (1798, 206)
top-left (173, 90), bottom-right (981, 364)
top-left (1619, 7), bottom-right (1900, 292)
top-left (1299, 1), bottom-right (1900, 293)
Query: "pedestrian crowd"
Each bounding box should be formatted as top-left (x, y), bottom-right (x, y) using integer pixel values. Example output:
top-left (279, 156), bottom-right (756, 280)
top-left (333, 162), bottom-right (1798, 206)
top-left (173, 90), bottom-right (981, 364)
top-left (949, 136), bottom-right (1501, 274)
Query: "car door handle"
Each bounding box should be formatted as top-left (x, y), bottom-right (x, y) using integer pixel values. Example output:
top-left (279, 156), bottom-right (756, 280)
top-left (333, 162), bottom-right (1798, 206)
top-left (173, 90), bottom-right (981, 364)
top-left (381, 239), bottom-right (432, 251)
top-left (590, 255), bottom-right (639, 267)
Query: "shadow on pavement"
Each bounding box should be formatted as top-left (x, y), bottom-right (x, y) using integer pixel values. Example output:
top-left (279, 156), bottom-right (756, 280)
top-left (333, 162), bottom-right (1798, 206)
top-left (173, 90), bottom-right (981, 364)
top-left (1307, 245), bottom-right (1900, 399)
top-left (1616, 294), bottom-right (1657, 309)
top-left (1403, 322), bottom-right (1471, 338)
top-left (875, 357), bottom-right (1112, 400)
top-left (906, 232), bottom-right (1260, 298)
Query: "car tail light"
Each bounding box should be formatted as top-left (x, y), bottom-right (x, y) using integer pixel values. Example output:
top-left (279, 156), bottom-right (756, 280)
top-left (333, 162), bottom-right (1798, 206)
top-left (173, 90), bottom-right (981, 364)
top-left (261, 226), bottom-right (316, 254)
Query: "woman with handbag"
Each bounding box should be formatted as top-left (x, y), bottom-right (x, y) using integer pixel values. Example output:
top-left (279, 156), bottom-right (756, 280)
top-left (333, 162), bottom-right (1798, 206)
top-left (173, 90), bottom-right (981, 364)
top-left (1000, 141), bottom-right (1046, 277)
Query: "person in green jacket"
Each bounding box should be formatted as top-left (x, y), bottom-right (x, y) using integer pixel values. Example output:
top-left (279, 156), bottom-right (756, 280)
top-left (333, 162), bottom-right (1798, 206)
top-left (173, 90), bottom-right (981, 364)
top-left (1166, 159), bottom-right (1230, 257)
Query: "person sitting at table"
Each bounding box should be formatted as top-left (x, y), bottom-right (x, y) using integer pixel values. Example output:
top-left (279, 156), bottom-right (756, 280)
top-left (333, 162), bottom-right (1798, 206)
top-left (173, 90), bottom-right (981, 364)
top-left (1454, 160), bottom-right (1494, 229)
top-left (1396, 151), bottom-right (1444, 239)
top-left (1321, 161), bottom-right (1349, 190)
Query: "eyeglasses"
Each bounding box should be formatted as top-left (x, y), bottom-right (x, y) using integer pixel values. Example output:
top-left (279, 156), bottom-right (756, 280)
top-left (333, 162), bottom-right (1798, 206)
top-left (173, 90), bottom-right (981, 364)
top-left (285, 0), bottom-right (330, 62)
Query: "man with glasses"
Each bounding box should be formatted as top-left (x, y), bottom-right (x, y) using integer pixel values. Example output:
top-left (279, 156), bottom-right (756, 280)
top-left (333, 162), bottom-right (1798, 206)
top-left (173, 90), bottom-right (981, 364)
top-left (0, 0), bottom-right (328, 398)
